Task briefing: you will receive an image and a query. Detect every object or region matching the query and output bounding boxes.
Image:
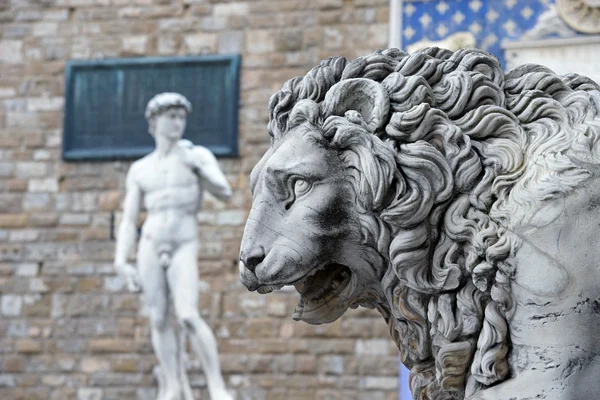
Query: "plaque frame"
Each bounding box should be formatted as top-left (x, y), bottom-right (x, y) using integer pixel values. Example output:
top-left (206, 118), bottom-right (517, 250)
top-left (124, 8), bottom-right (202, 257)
top-left (62, 54), bottom-right (241, 161)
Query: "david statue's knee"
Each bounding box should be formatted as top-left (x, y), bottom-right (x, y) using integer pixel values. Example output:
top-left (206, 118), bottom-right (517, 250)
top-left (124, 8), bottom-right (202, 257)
top-left (177, 310), bottom-right (200, 332)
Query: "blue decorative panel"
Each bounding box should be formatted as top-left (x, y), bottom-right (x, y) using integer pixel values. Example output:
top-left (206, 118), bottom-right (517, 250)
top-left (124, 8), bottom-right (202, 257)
top-left (402, 0), bottom-right (555, 68)
top-left (63, 55), bottom-right (240, 161)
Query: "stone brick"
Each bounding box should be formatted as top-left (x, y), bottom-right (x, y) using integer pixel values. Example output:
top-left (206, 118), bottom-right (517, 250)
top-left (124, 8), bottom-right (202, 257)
top-left (1, 295), bottom-right (23, 316)
top-left (15, 263), bottom-right (39, 277)
top-left (355, 339), bottom-right (390, 355)
top-left (0, 163), bottom-right (15, 177)
top-left (111, 357), bottom-right (138, 372)
top-left (320, 355), bottom-right (345, 375)
top-left (121, 35), bottom-right (148, 55)
top-left (33, 22), bottom-right (58, 37)
top-left (0, 375), bottom-right (17, 388)
top-left (214, 2), bottom-right (249, 16)
top-left (26, 97), bottom-right (64, 112)
top-left (43, 9), bottom-right (69, 21)
top-left (157, 35), bottom-right (178, 55)
top-left (77, 388), bottom-right (103, 400)
top-left (89, 339), bottom-right (133, 353)
top-left (98, 191), bottom-right (122, 211)
top-left (15, 9), bottom-right (42, 21)
top-left (0, 194), bottom-right (22, 212)
top-left (27, 278), bottom-right (47, 293)
top-left (80, 358), bottom-right (111, 373)
top-left (16, 339), bottom-right (42, 354)
top-left (23, 193), bottom-right (50, 210)
top-left (363, 377), bottom-right (397, 390)
top-left (28, 178), bottom-right (59, 193)
top-left (0, 213), bottom-right (28, 228)
top-left (184, 33), bottom-right (218, 53)
top-left (246, 30), bottom-right (275, 54)
top-left (3, 355), bottom-right (25, 372)
top-left (318, 0), bottom-right (344, 9)
top-left (15, 162), bottom-right (47, 177)
top-left (59, 213), bottom-right (91, 226)
top-left (218, 30), bottom-right (245, 54)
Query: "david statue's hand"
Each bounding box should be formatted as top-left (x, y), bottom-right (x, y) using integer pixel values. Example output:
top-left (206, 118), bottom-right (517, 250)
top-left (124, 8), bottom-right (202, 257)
top-left (115, 263), bottom-right (141, 293)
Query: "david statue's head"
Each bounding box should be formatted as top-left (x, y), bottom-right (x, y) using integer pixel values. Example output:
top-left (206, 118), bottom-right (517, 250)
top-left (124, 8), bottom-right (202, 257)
top-left (145, 92), bottom-right (192, 142)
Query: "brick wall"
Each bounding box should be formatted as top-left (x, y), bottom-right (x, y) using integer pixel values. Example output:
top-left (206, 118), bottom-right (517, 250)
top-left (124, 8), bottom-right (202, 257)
top-left (0, 0), bottom-right (398, 399)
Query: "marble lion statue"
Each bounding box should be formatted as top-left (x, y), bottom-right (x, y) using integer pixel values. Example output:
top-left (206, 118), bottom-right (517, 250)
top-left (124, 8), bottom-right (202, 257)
top-left (239, 48), bottom-right (600, 400)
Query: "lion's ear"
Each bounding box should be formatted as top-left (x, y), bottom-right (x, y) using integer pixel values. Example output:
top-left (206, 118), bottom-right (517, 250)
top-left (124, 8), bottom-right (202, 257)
top-left (321, 78), bottom-right (389, 134)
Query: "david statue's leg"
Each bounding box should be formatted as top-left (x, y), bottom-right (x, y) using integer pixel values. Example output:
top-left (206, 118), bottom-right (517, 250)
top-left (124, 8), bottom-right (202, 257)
top-left (168, 241), bottom-right (233, 400)
top-left (138, 238), bottom-right (183, 400)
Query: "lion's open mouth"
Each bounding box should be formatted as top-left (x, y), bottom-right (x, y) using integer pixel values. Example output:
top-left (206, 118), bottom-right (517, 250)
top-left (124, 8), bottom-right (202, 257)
top-left (291, 263), bottom-right (352, 321)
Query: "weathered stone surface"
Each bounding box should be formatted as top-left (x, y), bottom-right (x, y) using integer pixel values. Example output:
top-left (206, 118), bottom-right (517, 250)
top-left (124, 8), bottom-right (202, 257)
top-left (240, 47), bottom-right (600, 399)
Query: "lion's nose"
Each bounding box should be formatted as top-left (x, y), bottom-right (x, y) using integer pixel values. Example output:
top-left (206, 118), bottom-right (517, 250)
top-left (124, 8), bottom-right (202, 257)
top-left (240, 246), bottom-right (266, 273)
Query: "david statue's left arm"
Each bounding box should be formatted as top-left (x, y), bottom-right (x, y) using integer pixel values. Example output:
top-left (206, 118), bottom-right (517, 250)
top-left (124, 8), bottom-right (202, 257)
top-left (179, 140), bottom-right (232, 202)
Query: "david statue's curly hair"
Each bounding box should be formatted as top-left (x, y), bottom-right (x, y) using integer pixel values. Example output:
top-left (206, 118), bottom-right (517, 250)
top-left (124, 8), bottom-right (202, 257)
top-left (266, 47), bottom-right (600, 399)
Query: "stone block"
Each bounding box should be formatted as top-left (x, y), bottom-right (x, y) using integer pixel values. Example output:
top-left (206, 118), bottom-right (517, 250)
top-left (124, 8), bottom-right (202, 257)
top-left (15, 263), bottom-right (38, 277)
top-left (274, 29), bottom-right (303, 51)
top-left (320, 355), bottom-right (345, 375)
top-left (218, 30), bottom-right (245, 54)
top-left (184, 32), bottom-right (217, 53)
top-left (111, 357), bottom-right (138, 372)
top-left (15, 162), bottom-right (48, 177)
top-left (0, 194), bottom-right (22, 212)
top-left (247, 318), bottom-right (278, 338)
top-left (99, 191), bottom-right (122, 211)
top-left (33, 22), bottom-right (58, 37)
top-left (15, 9), bottom-right (42, 21)
top-left (43, 9), bottom-right (70, 21)
top-left (157, 35), bottom-right (178, 55)
top-left (1, 295), bottom-right (22, 316)
top-left (363, 377), bottom-right (397, 390)
top-left (80, 358), bottom-right (111, 373)
top-left (0, 374), bottom-right (16, 388)
top-left (77, 388), bottom-right (103, 400)
top-left (15, 338), bottom-right (42, 353)
top-left (26, 97), bottom-right (64, 111)
top-left (355, 339), bottom-right (390, 355)
top-left (323, 27), bottom-right (344, 49)
top-left (214, 2), bottom-right (249, 16)
top-left (3, 355), bottom-right (25, 372)
top-left (246, 30), bottom-right (275, 54)
top-left (121, 35), bottom-right (148, 55)
top-left (89, 338), bottom-right (134, 353)
top-left (0, 163), bottom-right (15, 177)
top-left (59, 213), bottom-right (92, 226)
top-left (28, 178), bottom-right (59, 193)
top-left (318, 0), bottom-right (344, 9)
top-left (23, 193), bottom-right (50, 210)
top-left (0, 40), bottom-right (23, 64)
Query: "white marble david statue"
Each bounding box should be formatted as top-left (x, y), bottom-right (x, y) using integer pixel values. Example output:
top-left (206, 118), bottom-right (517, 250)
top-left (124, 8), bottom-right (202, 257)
top-left (114, 93), bottom-right (233, 400)
top-left (239, 48), bottom-right (600, 399)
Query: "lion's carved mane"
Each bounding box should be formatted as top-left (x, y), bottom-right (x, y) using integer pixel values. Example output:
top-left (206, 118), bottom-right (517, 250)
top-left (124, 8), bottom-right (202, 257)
top-left (266, 48), bottom-right (600, 399)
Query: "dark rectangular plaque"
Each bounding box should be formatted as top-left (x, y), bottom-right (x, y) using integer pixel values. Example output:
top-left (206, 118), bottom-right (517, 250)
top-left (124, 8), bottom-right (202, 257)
top-left (63, 55), bottom-right (240, 161)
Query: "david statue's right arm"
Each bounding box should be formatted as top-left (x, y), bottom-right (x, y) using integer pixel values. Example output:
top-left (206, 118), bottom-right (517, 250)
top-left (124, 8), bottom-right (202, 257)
top-left (114, 166), bottom-right (142, 292)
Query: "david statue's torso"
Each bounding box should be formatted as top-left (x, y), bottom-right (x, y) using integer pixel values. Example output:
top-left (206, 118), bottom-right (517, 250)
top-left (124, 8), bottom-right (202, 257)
top-left (473, 177), bottom-right (600, 400)
top-left (136, 153), bottom-right (202, 246)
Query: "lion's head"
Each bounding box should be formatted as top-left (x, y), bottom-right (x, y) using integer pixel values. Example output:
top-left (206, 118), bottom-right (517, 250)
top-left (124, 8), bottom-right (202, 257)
top-left (239, 48), bottom-right (600, 399)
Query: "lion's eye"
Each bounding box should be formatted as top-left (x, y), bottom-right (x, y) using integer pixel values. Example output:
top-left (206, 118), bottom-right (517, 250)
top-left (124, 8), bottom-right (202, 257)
top-left (293, 179), bottom-right (312, 197)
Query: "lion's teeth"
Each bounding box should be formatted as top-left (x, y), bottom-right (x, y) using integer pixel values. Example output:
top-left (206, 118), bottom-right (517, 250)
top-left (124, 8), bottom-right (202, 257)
top-left (294, 281), bottom-right (307, 294)
top-left (257, 286), bottom-right (274, 294)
